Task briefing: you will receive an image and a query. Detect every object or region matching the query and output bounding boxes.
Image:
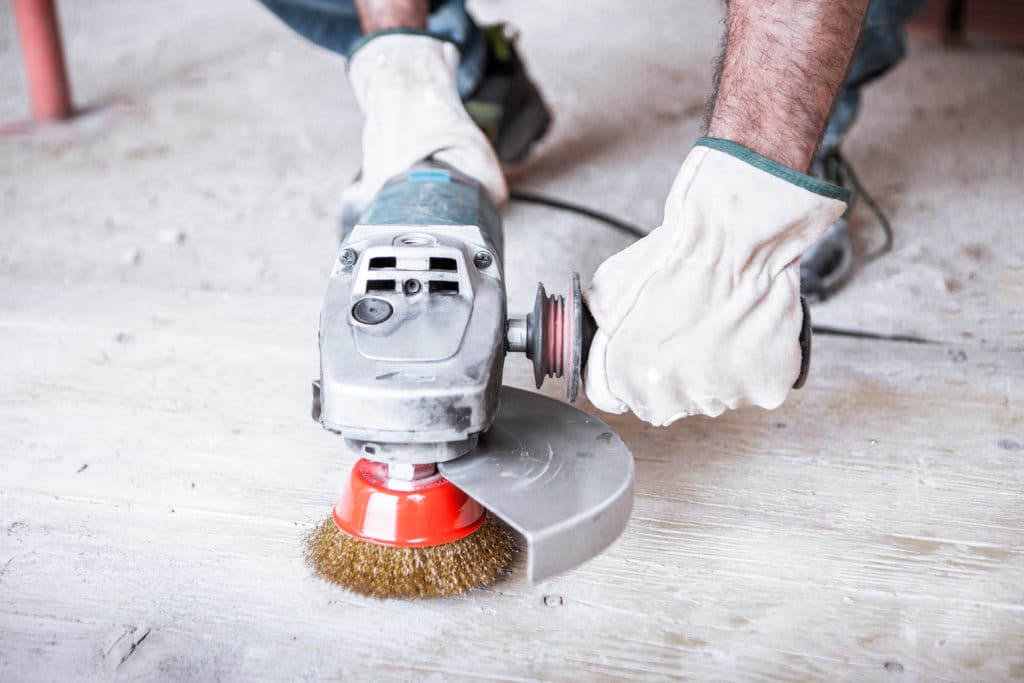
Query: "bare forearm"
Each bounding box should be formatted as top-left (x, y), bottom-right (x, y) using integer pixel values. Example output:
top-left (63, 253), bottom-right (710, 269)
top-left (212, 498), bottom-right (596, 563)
top-left (354, 0), bottom-right (428, 32)
top-left (706, 0), bottom-right (870, 172)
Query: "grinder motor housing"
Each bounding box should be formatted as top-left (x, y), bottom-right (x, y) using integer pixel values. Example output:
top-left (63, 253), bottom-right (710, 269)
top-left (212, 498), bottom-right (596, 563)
top-left (317, 165), bottom-right (508, 465)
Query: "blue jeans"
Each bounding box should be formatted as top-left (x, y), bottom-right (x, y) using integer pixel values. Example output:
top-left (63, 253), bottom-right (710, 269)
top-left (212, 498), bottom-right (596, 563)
top-left (821, 0), bottom-right (930, 155)
top-left (257, 0), bottom-right (928, 154)
top-left (257, 0), bottom-right (488, 98)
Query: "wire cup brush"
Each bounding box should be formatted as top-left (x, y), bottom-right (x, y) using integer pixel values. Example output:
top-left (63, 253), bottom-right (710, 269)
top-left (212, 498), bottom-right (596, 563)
top-left (305, 460), bottom-right (514, 599)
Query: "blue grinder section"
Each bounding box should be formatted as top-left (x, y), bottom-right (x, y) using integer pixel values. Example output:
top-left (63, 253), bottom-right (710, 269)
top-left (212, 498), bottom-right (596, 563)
top-left (358, 165), bottom-right (504, 261)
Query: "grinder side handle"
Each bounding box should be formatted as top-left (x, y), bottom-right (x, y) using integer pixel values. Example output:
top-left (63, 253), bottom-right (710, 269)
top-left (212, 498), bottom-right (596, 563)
top-left (508, 274), bottom-right (813, 402)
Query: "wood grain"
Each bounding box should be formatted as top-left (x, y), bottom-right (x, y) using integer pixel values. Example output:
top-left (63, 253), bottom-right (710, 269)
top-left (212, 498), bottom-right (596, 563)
top-left (2, 1), bottom-right (1023, 680)
top-left (1, 279), bottom-right (1021, 681)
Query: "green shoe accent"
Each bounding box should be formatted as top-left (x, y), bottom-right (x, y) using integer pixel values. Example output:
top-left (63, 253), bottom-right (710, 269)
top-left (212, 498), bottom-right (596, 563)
top-left (463, 25), bottom-right (552, 165)
top-left (484, 25), bottom-right (514, 63)
top-left (464, 101), bottom-right (502, 144)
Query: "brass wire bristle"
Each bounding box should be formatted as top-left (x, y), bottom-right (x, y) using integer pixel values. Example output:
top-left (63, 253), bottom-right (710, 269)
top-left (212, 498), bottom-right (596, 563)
top-left (304, 514), bottom-right (515, 599)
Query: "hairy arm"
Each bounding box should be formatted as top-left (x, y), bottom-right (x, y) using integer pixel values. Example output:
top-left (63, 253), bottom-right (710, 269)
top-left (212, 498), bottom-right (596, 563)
top-left (706, 0), bottom-right (870, 172)
top-left (354, 0), bottom-right (428, 32)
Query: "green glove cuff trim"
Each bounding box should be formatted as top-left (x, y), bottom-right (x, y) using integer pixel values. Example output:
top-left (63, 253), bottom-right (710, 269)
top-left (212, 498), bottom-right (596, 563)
top-left (695, 137), bottom-right (852, 203)
top-left (347, 29), bottom-right (460, 61)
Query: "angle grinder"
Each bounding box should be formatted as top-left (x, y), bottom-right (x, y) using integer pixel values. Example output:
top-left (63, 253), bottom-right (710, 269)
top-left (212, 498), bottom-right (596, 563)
top-left (309, 161), bottom-right (811, 596)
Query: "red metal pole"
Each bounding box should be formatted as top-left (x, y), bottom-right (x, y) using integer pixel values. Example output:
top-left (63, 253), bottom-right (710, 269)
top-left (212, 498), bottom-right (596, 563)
top-left (12, 0), bottom-right (73, 122)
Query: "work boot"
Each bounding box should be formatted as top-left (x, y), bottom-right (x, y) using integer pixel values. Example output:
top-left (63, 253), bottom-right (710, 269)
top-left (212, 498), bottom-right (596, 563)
top-left (801, 150), bottom-right (873, 302)
top-left (463, 25), bottom-right (552, 165)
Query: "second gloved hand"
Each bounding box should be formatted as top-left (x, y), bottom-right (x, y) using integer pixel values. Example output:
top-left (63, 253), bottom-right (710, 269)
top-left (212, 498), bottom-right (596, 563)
top-left (343, 33), bottom-right (507, 225)
top-left (583, 138), bottom-right (849, 426)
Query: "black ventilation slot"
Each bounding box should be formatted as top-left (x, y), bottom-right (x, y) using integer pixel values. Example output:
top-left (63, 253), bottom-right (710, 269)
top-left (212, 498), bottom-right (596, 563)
top-left (428, 280), bottom-right (460, 295)
top-left (429, 257), bottom-right (458, 272)
top-left (369, 256), bottom-right (397, 269)
top-left (366, 279), bottom-right (397, 292)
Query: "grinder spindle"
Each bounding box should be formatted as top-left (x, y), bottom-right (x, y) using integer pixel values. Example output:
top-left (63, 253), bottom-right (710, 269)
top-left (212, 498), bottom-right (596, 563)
top-left (508, 277), bottom-right (814, 400)
top-left (506, 272), bottom-right (596, 403)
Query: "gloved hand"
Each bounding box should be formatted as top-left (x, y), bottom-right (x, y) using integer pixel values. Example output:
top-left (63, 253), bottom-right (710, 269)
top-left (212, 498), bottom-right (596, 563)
top-left (584, 138), bottom-right (849, 426)
top-left (344, 33), bottom-right (507, 217)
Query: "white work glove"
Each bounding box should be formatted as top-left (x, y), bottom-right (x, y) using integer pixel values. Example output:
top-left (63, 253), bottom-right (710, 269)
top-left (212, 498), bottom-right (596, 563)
top-left (345, 34), bottom-right (507, 212)
top-left (584, 138), bottom-right (849, 426)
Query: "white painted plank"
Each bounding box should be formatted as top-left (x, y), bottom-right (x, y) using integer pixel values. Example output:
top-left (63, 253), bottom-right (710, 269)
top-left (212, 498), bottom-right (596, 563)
top-left (1, 281), bottom-right (1021, 681)
top-left (2, 0), bottom-right (1024, 680)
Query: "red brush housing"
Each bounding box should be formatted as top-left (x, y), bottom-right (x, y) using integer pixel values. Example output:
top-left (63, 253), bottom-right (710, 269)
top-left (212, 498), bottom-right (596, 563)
top-left (332, 459), bottom-right (485, 548)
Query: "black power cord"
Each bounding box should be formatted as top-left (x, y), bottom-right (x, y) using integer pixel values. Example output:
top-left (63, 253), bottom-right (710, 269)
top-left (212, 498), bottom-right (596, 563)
top-left (509, 190), bottom-right (940, 346)
top-left (825, 150), bottom-right (894, 265)
top-left (510, 191), bottom-right (648, 240)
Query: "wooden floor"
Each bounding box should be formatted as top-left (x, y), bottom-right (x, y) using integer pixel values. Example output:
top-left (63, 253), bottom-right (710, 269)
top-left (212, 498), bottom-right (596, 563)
top-left (1, 1), bottom-right (1022, 681)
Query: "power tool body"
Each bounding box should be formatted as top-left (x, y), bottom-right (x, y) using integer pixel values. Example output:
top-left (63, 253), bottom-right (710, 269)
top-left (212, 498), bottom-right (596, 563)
top-left (313, 163), bottom-right (634, 583)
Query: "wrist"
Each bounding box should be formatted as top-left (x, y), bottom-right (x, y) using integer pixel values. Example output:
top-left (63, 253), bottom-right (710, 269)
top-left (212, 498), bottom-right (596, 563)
top-left (354, 0), bottom-right (428, 33)
top-left (706, 116), bottom-right (816, 173)
top-left (348, 29), bottom-right (458, 61)
top-left (651, 140), bottom-right (850, 276)
top-left (693, 137), bottom-right (850, 202)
